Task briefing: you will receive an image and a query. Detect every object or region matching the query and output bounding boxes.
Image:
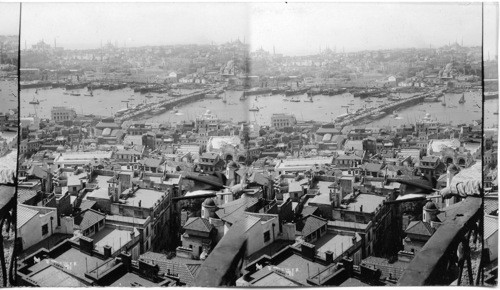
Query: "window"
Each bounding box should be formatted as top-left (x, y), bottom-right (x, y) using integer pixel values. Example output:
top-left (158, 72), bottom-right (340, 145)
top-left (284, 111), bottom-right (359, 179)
top-left (134, 210), bottom-right (142, 218)
top-left (42, 224), bottom-right (49, 236)
top-left (119, 207), bottom-right (124, 215)
top-left (263, 230), bottom-right (271, 243)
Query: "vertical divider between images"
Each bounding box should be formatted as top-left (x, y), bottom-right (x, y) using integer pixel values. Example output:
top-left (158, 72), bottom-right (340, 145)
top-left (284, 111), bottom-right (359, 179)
top-left (11, 2), bottom-right (22, 286)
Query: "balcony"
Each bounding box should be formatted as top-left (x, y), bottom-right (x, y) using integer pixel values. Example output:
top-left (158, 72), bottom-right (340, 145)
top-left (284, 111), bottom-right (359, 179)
top-left (398, 196), bottom-right (483, 286)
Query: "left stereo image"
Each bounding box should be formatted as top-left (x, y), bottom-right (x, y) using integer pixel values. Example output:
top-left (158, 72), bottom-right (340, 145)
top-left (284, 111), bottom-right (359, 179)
top-left (0, 2), bottom-right (20, 287)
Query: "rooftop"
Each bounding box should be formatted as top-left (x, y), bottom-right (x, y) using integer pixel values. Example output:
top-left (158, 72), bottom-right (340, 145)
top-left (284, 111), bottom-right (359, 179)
top-left (314, 232), bottom-right (361, 260)
top-left (29, 265), bottom-right (86, 287)
top-left (343, 194), bottom-right (386, 214)
top-left (110, 272), bottom-right (158, 287)
top-left (123, 188), bottom-right (166, 209)
top-left (92, 226), bottom-right (138, 255)
top-left (28, 247), bottom-right (105, 280)
top-left (17, 205), bottom-right (40, 229)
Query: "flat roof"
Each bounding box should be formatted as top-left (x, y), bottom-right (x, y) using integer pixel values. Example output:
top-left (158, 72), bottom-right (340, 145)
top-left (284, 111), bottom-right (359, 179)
top-left (252, 271), bottom-right (302, 286)
top-left (275, 254), bottom-right (325, 284)
top-left (54, 151), bottom-right (113, 163)
top-left (124, 188), bottom-right (166, 209)
top-left (86, 175), bottom-right (112, 200)
top-left (28, 248), bottom-right (104, 279)
top-left (29, 265), bottom-right (86, 287)
top-left (344, 194), bottom-right (386, 213)
top-left (92, 227), bottom-right (138, 255)
top-left (314, 233), bottom-right (361, 260)
top-left (110, 272), bottom-right (158, 287)
top-left (328, 220), bottom-right (370, 231)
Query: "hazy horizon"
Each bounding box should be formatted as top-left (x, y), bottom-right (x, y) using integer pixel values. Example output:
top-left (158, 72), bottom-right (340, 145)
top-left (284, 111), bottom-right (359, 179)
top-left (0, 3), bottom-right (20, 36)
top-left (19, 2), bottom-right (495, 57)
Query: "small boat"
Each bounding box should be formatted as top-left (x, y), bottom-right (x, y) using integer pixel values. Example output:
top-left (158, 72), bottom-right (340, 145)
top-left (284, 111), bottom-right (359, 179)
top-left (494, 111), bottom-right (498, 115)
top-left (29, 97), bottom-right (40, 105)
top-left (145, 94), bottom-right (153, 98)
top-left (458, 93), bottom-right (465, 104)
top-left (249, 106), bottom-right (259, 112)
top-left (70, 91), bottom-right (81, 96)
top-left (290, 99), bottom-right (300, 102)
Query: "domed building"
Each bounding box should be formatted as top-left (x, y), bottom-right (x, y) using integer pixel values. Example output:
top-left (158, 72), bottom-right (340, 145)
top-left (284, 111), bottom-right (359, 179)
top-left (201, 198), bottom-right (218, 219)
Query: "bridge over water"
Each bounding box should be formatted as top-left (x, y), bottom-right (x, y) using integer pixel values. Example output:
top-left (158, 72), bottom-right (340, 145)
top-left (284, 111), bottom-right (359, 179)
top-left (115, 89), bottom-right (211, 123)
top-left (337, 92), bottom-right (432, 128)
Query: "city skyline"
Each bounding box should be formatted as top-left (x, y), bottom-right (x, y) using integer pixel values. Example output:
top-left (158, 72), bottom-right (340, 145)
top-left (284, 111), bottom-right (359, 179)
top-left (20, 2), bottom-right (491, 56)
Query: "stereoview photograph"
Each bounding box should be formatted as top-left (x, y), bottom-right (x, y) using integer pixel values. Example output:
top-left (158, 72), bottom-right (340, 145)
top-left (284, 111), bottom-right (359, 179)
top-left (13, 2), bottom-right (498, 287)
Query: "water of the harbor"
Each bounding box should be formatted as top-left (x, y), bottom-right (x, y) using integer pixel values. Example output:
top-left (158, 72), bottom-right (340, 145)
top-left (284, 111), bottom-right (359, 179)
top-left (485, 98), bottom-right (499, 129)
top-left (21, 87), bottom-right (482, 127)
top-left (0, 80), bottom-right (18, 114)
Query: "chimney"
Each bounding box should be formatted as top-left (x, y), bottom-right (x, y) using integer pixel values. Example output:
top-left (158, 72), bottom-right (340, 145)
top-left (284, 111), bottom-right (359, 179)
top-left (119, 252), bottom-right (132, 271)
top-left (359, 205), bottom-right (363, 212)
top-left (138, 258), bottom-right (160, 278)
top-left (301, 242), bottom-right (316, 261)
top-left (79, 236), bottom-right (94, 255)
top-left (341, 257), bottom-right (354, 275)
top-left (103, 245), bottom-right (112, 258)
top-left (360, 263), bottom-right (382, 282)
top-left (325, 251), bottom-right (334, 264)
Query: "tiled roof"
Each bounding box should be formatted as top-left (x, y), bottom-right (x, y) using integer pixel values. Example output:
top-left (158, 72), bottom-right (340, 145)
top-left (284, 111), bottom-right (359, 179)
top-left (484, 196), bottom-right (498, 216)
top-left (405, 221), bottom-right (435, 237)
top-left (361, 163), bottom-right (384, 172)
top-left (215, 196), bottom-right (259, 224)
top-left (74, 209), bottom-right (105, 232)
top-left (484, 215), bottom-right (498, 240)
top-left (78, 200), bottom-right (96, 212)
top-left (17, 205), bottom-right (39, 229)
top-left (183, 217), bottom-right (213, 233)
top-left (248, 172), bottom-right (271, 186)
top-left (17, 188), bottom-right (38, 204)
top-left (301, 206), bottom-right (319, 217)
top-left (28, 165), bottom-right (49, 179)
top-left (296, 215), bottom-right (327, 237)
top-left (141, 158), bottom-right (162, 168)
top-left (139, 252), bottom-right (202, 286)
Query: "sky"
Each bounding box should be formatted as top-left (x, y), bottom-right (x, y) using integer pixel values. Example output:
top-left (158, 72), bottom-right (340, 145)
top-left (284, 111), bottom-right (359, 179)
top-left (19, 2), bottom-right (496, 56)
top-left (0, 2), bottom-right (20, 35)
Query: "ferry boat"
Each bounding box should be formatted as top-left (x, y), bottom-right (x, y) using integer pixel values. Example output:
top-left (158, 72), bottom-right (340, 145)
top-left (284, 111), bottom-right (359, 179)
top-left (271, 87), bottom-right (288, 95)
top-left (388, 94), bottom-right (402, 101)
top-left (206, 92), bottom-right (222, 99)
top-left (65, 82), bottom-right (89, 90)
top-left (423, 95), bottom-right (439, 102)
top-left (243, 88), bottom-right (272, 97)
top-left (29, 97), bottom-right (40, 105)
top-left (114, 108), bottom-right (129, 117)
top-left (369, 111), bottom-right (387, 120)
top-left (484, 91), bottom-right (499, 100)
top-left (327, 88), bottom-right (348, 96)
top-left (152, 107), bottom-right (168, 115)
top-left (285, 87), bottom-right (309, 96)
